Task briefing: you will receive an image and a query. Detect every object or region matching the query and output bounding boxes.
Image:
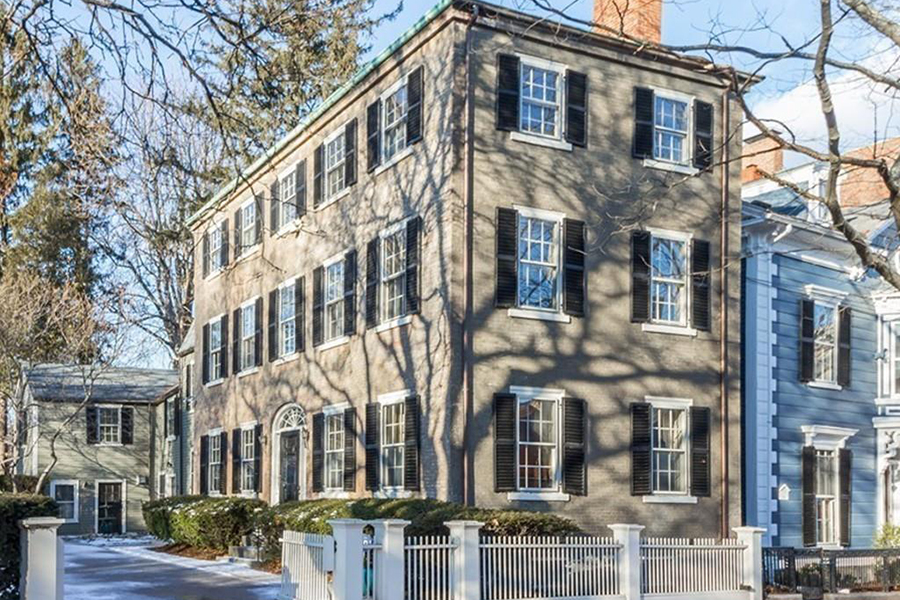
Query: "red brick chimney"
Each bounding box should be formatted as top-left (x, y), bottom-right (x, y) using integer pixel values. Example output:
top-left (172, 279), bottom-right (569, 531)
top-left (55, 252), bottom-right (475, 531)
top-left (741, 134), bottom-right (784, 184)
top-left (593, 0), bottom-right (662, 44)
top-left (838, 137), bottom-right (900, 207)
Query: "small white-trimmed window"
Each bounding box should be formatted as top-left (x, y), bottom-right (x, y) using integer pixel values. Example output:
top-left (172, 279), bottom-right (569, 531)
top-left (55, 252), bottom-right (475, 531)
top-left (651, 405), bottom-right (688, 494)
top-left (279, 282), bottom-right (297, 357)
top-left (209, 225), bottom-right (224, 272)
top-left (209, 318), bottom-right (224, 381)
top-left (51, 480), bottom-right (78, 523)
top-left (517, 396), bottom-right (558, 491)
top-left (516, 207), bottom-right (563, 312)
top-left (325, 413), bottom-right (345, 491)
top-left (381, 401), bottom-right (405, 489)
top-left (653, 94), bottom-right (690, 164)
top-left (325, 132), bottom-right (347, 201)
top-left (816, 449), bottom-right (838, 545)
top-left (325, 259), bottom-right (345, 342)
top-left (280, 169), bottom-right (297, 229)
top-left (382, 83), bottom-right (408, 163)
top-left (813, 303), bottom-right (838, 384)
top-left (382, 227), bottom-right (407, 321)
top-left (241, 426), bottom-right (256, 493)
top-left (240, 200), bottom-right (257, 252)
top-left (520, 60), bottom-right (563, 139)
top-left (98, 407), bottom-right (122, 445)
top-left (241, 302), bottom-right (256, 371)
top-left (209, 432), bottom-right (222, 494)
top-left (650, 232), bottom-right (690, 326)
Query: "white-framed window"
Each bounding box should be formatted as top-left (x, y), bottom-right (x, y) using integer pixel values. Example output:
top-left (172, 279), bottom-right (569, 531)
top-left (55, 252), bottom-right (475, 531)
top-left (98, 407), bottom-right (122, 445)
top-left (653, 93), bottom-right (691, 164)
top-left (325, 413), bottom-right (345, 491)
top-left (649, 231), bottom-right (690, 326)
top-left (279, 281), bottom-right (297, 357)
top-left (813, 303), bottom-right (838, 384)
top-left (517, 395), bottom-right (559, 491)
top-left (381, 401), bottom-right (405, 489)
top-left (209, 317), bottom-right (224, 381)
top-left (651, 405), bottom-right (688, 494)
top-left (240, 301), bottom-right (256, 371)
top-left (183, 362), bottom-right (193, 399)
top-left (166, 398), bottom-right (176, 437)
top-left (279, 169), bottom-right (298, 229)
top-left (816, 448), bottom-right (838, 545)
top-left (382, 81), bottom-right (409, 163)
top-left (240, 200), bottom-right (257, 253)
top-left (519, 59), bottom-right (563, 140)
top-left (382, 227), bottom-right (407, 322)
top-left (325, 130), bottom-right (347, 201)
top-left (241, 426), bottom-right (256, 493)
top-left (325, 258), bottom-right (345, 342)
top-left (208, 224), bottom-right (225, 273)
top-left (50, 480), bottom-right (79, 523)
top-left (209, 432), bottom-right (222, 494)
top-left (516, 207), bottom-right (563, 312)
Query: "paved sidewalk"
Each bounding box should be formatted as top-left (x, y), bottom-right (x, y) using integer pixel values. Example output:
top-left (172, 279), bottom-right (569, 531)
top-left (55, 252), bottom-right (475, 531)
top-left (65, 538), bottom-right (280, 600)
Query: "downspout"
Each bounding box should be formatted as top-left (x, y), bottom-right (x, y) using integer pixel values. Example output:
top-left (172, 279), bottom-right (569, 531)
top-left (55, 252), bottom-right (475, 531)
top-left (461, 4), bottom-right (479, 506)
top-left (719, 86), bottom-right (732, 539)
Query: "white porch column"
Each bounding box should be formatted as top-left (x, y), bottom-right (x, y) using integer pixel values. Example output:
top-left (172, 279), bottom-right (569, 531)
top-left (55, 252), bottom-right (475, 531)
top-left (446, 520), bottom-right (483, 600)
top-left (329, 519), bottom-right (366, 600)
top-left (734, 526), bottom-right (766, 600)
top-left (371, 519), bottom-right (409, 600)
top-left (19, 516), bottom-right (65, 600)
top-left (609, 523), bottom-right (644, 600)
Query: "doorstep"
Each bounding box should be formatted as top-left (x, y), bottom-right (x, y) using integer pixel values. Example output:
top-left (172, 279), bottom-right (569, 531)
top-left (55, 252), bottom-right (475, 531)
top-left (824, 594), bottom-right (900, 600)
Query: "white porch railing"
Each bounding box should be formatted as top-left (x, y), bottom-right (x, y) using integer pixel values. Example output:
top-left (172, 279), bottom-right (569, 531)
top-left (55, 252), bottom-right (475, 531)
top-left (640, 537), bottom-right (745, 596)
top-left (279, 531), bottom-right (333, 600)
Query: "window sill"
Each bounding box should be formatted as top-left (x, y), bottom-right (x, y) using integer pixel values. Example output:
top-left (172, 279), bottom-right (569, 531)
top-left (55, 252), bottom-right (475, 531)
top-left (237, 367), bottom-right (259, 379)
top-left (317, 188), bottom-right (351, 212)
top-left (320, 490), bottom-right (351, 499)
top-left (508, 308), bottom-right (571, 324)
top-left (507, 491), bottom-right (570, 502)
top-left (204, 268), bottom-right (225, 283)
top-left (510, 131), bottom-right (573, 152)
top-left (276, 219), bottom-right (303, 238)
top-left (273, 352), bottom-right (301, 366)
top-left (374, 489), bottom-right (414, 499)
top-left (807, 381), bottom-right (843, 391)
top-left (642, 494), bottom-right (698, 504)
top-left (374, 146), bottom-right (414, 176)
top-left (317, 336), bottom-right (350, 351)
top-left (95, 443), bottom-right (124, 448)
top-left (241, 491), bottom-right (259, 499)
top-left (641, 323), bottom-right (698, 337)
top-left (204, 379), bottom-right (225, 388)
top-left (234, 244), bottom-right (260, 264)
top-left (375, 315), bottom-right (412, 333)
top-left (642, 158), bottom-right (699, 176)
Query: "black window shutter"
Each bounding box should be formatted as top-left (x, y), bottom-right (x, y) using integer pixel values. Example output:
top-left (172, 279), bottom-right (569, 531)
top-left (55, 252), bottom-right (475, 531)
top-left (691, 239), bottom-right (712, 330)
top-left (86, 406), bottom-right (98, 444)
top-left (253, 424), bottom-right (262, 492)
top-left (233, 208), bottom-right (242, 258)
top-left (270, 179), bottom-right (280, 235)
top-left (313, 267), bottom-right (324, 346)
top-left (296, 160), bottom-right (307, 218)
top-left (344, 408), bottom-right (357, 492)
top-left (254, 297), bottom-right (263, 367)
top-left (563, 219), bottom-right (586, 317)
top-left (254, 196), bottom-right (263, 244)
top-left (344, 250), bottom-right (357, 336)
top-left (220, 314), bottom-right (229, 378)
top-left (693, 100), bottom-right (714, 170)
top-left (202, 233), bottom-right (210, 277)
top-left (630, 402), bottom-right (652, 495)
top-left (631, 231), bottom-right (651, 322)
top-left (296, 277), bottom-right (305, 352)
top-left (565, 71), bottom-right (588, 147)
top-left (366, 101), bottom-right (382, 172)
top-left (801, 445), bottom-right (817, 547)
top-left (174, 398), bottom-right (181, 434)
top-left (406, 216), bottom-right (421, 315)
top-left (232, 427), bottom-right (241, 494)
top-left (345, 119), bottom-right (357, 187)
top-left (268, 289), bottom-right (278, 362)
top-left (495, 208), bottom-right (518, 308)
top-left (365, 404), bottom-right (380, 491)
top-left (406, 66), bottom-right (424, 145)
top-left (496, 54), bottom-right (520, 131)
top-left (562, 397), bottom-right (587, 496)
top-left (219, 431), bottom-right (228, 494)
top-left (366, 238), bottom-right (380, 328)
top-left (839, 448), bottom-right (852, 546)
top-left (199, 435), bottom-right (209, 494)
top-left (313, 144), bottom-right (324, 208)
top-left (800, 299), bottom-right (815, 383)
top-left (403, 395), bottom-right (420, 491)
top-left (121, 407), bottom-right (134, 445)
top-left (493, 393), bottom-right (517, 492)
top-left (633, 87), bottom-right (655, 159)
top-left (689, 407), bottom-right (711, 497)
top-left (838, 306), bottom-right (852, 387)
top-left (312, 412), bottom-right (324, 493)
top-left (220, 219), bottom-right (229, 267)
top-left (232, 309), bottom-right (241, 374)
top-left (201, 323), bottom-right (210, 384)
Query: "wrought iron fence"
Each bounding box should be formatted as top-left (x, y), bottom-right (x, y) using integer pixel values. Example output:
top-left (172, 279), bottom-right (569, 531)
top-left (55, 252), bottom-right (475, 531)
top-left (763, 547), bottom-right (900, 595)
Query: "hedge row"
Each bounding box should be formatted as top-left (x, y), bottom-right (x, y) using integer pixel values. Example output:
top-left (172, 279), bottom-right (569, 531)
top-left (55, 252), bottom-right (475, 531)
top-left (0, 476), bottom-right (42, 494)
top-left (0, 493), bottom-right (58, 600)
top-left (143, 496), bottom-right (581, 559)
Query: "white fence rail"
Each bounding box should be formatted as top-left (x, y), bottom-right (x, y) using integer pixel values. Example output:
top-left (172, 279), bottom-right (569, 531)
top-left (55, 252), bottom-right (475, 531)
top-left (640, 537), bottom-right (745, 595)
top-left (279, 531), bottom-right (333, 600)
top-left (363, 541), bottom-right (379, 600)
top-left (405, 535), bottom-right (457, 600)
top-left (480, 536), bottom-right (620, 600)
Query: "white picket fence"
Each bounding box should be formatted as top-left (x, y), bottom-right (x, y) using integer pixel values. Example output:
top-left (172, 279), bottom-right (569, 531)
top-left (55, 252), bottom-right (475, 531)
top-left (278, 520), bottom-right (765, 600)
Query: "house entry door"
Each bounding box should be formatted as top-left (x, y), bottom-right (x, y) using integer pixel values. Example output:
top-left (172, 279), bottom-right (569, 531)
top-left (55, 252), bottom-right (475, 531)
top-left (97, 482), bottom-right (123, 534)
top-left (280, 430), bottom-right (301, 503)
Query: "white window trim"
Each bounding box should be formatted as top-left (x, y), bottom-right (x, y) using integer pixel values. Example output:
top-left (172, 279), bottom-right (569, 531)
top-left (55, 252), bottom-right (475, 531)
top-left (808, 298), bottom-right (840, 387)
top-left (511, 53), bottom-right (572, 152)
top-left (322, 250), bottom-right (350, 345)
top-left (205, 313), bottom-right (227, 387)
top-left (802, 425), bottom-right (857, 451)
top-left (320, 122), bottom-right (351, 209)
top-left (507, 385), bottom-right (569, 501)
top-left (377, 389), bottom-right (412, 405)
top-left (378, 217), bottom-right (414, 326)
top-left (205, 218), bottom-right (227, 280)
top-left (277, 277), bottom-right (299, 358)
top-left (239, 296), bottom-right (260, 373)
top-left (642, 396), bottom-right (697, 504)
top-left (508, 205), bottom-right (567, 320)
top-left (236, 197), bottom-right (259, 258)
top-left (93, 479), bottom-right (127, 534)
top-left (323, 409), bottom-right (347, 492)
top-left (95, 404), bottom-right (123, 447)
top-left (642, 87), bottom-right (696, 173)
top-left (318, 335), bottom-right (350, 352)
top-left (50, 479), bottom-right (79, 524)
top-left (323, 402), bottom-right (351, 415)
top-left (377, 390), bottom-right (409, 492)
top-left (277, 163), bottom-right (301, 232)
top-left (377, 75), bottom-right (414, 171)
top-left (643, 228), bottom-right (694, 331)
top-left (239, 422), bottom-right (258, 497)
top-left (207, 427), bottom-right (223, 497)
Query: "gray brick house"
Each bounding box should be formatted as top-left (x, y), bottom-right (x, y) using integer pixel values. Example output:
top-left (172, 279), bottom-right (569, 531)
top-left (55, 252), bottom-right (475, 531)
top-left (187, 0), bottom-right (752, 536)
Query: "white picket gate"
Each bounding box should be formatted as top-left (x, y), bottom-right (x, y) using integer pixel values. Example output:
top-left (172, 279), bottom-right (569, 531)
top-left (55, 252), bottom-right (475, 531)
top-left (640, 537), bottom-right (746, 596)
top-left (279, 531), bottom-right (334, 600)
top-left (405, 535), bottom-right (457, 600)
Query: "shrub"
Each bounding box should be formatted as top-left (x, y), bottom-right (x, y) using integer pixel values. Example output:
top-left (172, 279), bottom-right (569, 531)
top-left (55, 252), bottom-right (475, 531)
top-left (876, 523), bottom-right (900, 549)
top-left (0, 493), bottom-right (58, 600)
top-left (0, 476), bottom-right (43, 495)
top-left (142, 495), bottom-right (265, 551)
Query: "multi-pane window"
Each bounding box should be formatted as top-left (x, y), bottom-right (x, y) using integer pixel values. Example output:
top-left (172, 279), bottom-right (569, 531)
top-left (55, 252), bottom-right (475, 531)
top-left (517, 216), bottom-right (558, 310)
top-left (816, 449), bottom-right (837, 545)
top-left (517, 398), bottom-right (557, 490)
top-left (650, 236), bottom-right (688, 325)
top-left (381, 402), bottom-right (405, 488)
top-left (240, 201), bottom-right (257, 252)
top-left (520, 64), bottom-right (560, 138)
top-left (383, 84), bottom-right (408, 162)
top-left (325, 134), bottom-right (346, 200)
top-left (210, 318), bottom-right (223, 381)
top-left (98, 407), bottom-right (121, 444)
top-left (279, 284), bottom-right (297, 356)
top-left (241, 303), bottom-right (256, 371)
top-left (651, 407), bottom-right (687, 494)
top-left (382, 229), bottom-right (407, 321)
top-left (325, 413), bottom-right (344, 491)
top-left (280, 171), bottom-right (297, 228)
top-left (653, 96), bottom-right (689, 164)
top-left (166, 438), bottom-right (175, 469)
top-left (52, 483), bottom-right (77, 521)
top-left (241, 427), bottom-right (256, 493)
top-left (209, 434), bottom-right (222, 493)
top-left (325, 261), bottom-right (345, 341)
top-left (209, 226), bottom-right (224, 272)
top-left (166, 399), bottom-right (176, 438)
top-left (814, 304), bottom-right (837, 383)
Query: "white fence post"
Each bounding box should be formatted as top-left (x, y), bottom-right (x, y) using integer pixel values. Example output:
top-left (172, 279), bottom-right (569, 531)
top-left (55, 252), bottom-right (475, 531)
top-left (446, 520), bottom-right (483, 600)
top-left (734, 526), bottom-right (765, 600)
top-left (609, 523), bottom-right (643, 600)
top-left (19, 516), bottom-right (65, 600)
top-left (330, 519), bottom-right (366, 600)
top-left (372, 519), bottom-right (409, 600)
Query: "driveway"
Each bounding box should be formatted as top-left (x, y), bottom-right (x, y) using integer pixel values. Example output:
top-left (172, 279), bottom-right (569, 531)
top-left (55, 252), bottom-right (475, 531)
top-left (64, 537), bottom-right (280, 600)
